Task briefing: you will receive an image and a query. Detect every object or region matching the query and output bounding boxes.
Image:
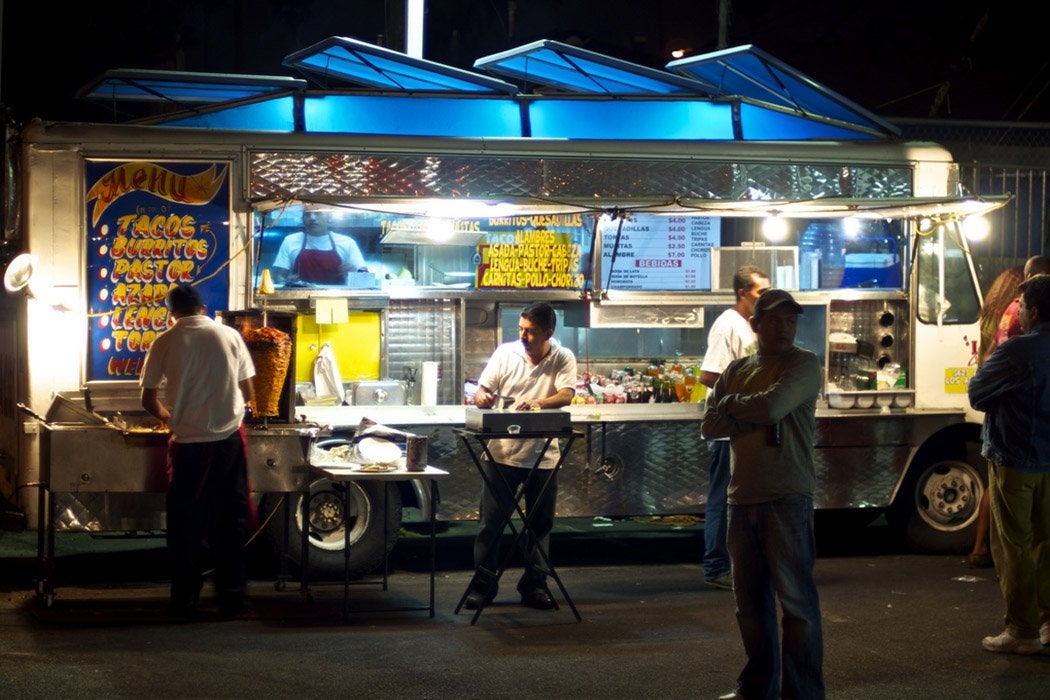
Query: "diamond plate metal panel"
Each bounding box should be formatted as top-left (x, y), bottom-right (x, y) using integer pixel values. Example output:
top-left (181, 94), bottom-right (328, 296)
top-left (386, 300), bottom-right (459, 405)
top-left (419, 413), bottom-right (950, 521)
top-left (250, 151), bottom-right (913, 203)
top-left (404, 421), bottom-right (709, 521)
top-left (814, 446), bottom-right (910, 509)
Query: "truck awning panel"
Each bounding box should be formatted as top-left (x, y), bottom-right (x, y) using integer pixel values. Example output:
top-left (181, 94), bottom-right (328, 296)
top-left (154, 93), bottom-right (881, 141)
top-left (77, 69), bottom-right (307, 104)
top-left (738, 102), bottom-right (882, 140)
top-left (302, 95), bottom-right (522, 137)
top-left (284, 36), bottom-right (519, 94)
top-left (157, 96), bottom-right (298, 132)
top-left (527, 99), bottom-right (734, 139)
top-left (667, 45), bottom-right (899, 137)
top-left (473, 39), bottom-right (714, 95)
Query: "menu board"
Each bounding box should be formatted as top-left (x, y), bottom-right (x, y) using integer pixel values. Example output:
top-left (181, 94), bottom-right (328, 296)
top-left (600, 214), bottom-right (721, 290)
top-left (475, 214), bottom-right (590, 290)
top-left (84, 160), bottom-right (232, 381)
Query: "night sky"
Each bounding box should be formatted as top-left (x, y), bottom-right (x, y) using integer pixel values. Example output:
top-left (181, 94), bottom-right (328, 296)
top-left (2, 0), bottom-right (1045, 125)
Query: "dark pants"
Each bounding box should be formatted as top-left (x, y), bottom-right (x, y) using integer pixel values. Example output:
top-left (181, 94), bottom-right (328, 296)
top-left (166, 426), bottom-right (250, 609)
top-left (473, 460), bottom-right (558, 594)
top-left (703, 440), bottom-right (732, 579)
top-left (728, 495), bottom-right (825, 700)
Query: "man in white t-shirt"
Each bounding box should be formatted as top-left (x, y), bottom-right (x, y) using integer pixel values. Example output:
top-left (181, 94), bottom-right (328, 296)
top-left (271, 205), bottom-right (367, 286)
top-left (699, 265), bottom-right (770, 589)
top-left (465, 302), bottom-right (577, 611)
top-left (140, 284), bottom-right (256, 618)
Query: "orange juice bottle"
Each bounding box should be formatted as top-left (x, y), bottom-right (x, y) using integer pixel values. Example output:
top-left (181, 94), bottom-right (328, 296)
top-left (683, 371), bottom-right (696, 401)
top-left (674, 377), bottom-right (689, 402)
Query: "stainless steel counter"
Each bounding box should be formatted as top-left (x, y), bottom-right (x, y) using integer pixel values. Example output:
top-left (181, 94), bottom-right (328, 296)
top-left (297, 402), bottom-right (704, 430)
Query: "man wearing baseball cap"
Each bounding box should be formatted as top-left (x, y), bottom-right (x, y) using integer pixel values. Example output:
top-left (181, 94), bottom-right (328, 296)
top-left (701, 288), bottom-right (825, 700)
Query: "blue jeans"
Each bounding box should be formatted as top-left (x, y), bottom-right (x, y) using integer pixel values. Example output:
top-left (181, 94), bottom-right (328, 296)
top-left (704, 440), bottom-right (731, 580)
top-left (473, 460), bottom-right (558, 593)
top-left (728, 495), bottom-right (824, 700)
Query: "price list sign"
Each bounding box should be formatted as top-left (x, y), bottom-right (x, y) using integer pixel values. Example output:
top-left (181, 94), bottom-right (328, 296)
top-left (600, 214), bottom-right (721, 290)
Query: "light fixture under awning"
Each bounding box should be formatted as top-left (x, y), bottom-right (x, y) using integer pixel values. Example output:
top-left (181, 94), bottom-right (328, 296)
top-left (670, 195), bottom-right (1012, 220)
top-left (349, 194), bottom-right (1011, 222)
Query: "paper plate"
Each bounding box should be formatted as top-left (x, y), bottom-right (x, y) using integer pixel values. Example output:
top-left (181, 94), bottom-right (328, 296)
top-left (355, 437), bottom-right (402, 465)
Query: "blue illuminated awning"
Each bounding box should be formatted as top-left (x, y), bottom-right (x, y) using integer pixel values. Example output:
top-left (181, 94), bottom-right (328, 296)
top-left (667, 45), bottom-right (899, 137)
top-left (119, 38), bottom-right (889, 142)
top-left (77, 69), bottom-right (307, 104)
top-left (284, 36), bottom-right (519, 94)
top-left (474, 39), bottom-right (714, 95)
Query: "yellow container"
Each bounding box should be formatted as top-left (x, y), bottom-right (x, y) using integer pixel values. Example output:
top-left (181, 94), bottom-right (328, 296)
top-left (690, 379), bottom-right (708, 403)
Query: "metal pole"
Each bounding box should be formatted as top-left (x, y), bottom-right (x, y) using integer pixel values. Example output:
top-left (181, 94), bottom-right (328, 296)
top-left (405, 0), bottom-right (424, 58)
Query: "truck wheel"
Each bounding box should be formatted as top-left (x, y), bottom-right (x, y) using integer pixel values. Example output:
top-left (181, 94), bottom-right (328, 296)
top-left (888, 441), bottom-right (986, 554)
top-left (264, 477), bottom-right (402, 580)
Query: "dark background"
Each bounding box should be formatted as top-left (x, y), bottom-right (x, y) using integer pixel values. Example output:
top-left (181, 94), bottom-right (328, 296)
top-left (1, 0), bottom-right (1047, 124)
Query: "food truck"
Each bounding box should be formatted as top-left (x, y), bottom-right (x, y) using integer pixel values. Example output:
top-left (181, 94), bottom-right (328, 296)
top-left (0, 38), bottom-right (1008, 581)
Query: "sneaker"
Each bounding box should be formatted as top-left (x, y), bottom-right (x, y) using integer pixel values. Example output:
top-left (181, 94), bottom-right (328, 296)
top-left (982, 630), bottom-right (1042, 655)
top-left (704, 573), bottom-right (733, 591)
top-left (1040, 621), bottom-right (1050, 646)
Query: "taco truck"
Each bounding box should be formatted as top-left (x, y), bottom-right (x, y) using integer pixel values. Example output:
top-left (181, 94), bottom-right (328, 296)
top-left (0, 38), bottom-right (1009, 586)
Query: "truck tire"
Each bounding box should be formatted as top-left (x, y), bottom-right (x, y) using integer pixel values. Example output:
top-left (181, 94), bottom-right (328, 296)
top-left (887, 439), bottom-right (986, 554)
top-left (263, 477), bottom-right (402, 581)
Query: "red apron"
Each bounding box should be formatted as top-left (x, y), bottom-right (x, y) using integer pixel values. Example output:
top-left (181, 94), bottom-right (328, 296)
top-left (294, 233), bottom-right (344, 284)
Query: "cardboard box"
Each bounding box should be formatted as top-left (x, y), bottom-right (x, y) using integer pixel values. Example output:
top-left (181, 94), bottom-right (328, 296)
top-left (465, 407), bottom-right (571, 433)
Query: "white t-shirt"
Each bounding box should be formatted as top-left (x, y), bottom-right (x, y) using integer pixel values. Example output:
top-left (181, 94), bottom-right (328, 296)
top-left (272, 231), bottom-right (367, 275)
top-left (139, 315), bottom-right (256, 443)
top-left (700, 308), bottom-right (757, 439)
top-left (478, 338), bottom-right (577, 468)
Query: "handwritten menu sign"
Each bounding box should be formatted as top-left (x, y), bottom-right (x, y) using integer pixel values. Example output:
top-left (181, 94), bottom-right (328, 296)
top-left (475, 214), bottom-right (589, 289)
top-left (85, 160), bottom-right (232, 381)
top-left (600, 214), bottom-right (721, 290)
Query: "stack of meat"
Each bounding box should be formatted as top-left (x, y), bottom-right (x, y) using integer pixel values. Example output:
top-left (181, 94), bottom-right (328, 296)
top-left (241, 325), bottom-right (292, 416)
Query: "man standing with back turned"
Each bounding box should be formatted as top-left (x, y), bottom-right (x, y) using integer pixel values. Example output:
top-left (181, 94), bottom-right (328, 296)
top-left (140, 284), bottom-right (256, 618)
top-left (701, 288), bottom-right (825, 700)
top-left (968, 273), bottom-right (1050, 654)
top-left (699, 265), bottom-right (770, 590)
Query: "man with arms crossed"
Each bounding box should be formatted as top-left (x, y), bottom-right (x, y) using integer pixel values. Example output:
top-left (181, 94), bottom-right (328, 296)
top-left (699, 265), bottom-right (770, 590)
top-left (701, 289), bottom-right (825, 700)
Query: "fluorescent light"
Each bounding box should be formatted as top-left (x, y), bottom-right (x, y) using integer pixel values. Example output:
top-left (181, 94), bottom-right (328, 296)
top-left (762, 213), bottom-right (789, 242)
top-left (962, 214), bottom-right (990, 242)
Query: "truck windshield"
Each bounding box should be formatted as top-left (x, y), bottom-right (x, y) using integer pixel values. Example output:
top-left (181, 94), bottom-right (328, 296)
top-left (915, 228), bottom-right (980, 325)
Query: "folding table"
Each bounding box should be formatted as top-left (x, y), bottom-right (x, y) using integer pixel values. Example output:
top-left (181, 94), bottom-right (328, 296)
top-left (310, 464), bottom-right (449, 622)
top-left (452, 427), bottom-right (584, 624)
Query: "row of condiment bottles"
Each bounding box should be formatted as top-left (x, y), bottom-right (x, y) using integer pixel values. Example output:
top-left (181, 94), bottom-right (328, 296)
top-left (572, 363), bottom-right (708, 404)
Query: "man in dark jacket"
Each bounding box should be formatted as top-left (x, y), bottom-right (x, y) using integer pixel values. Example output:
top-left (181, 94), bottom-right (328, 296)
top-left (968, 273), bottom-right (1050, 655)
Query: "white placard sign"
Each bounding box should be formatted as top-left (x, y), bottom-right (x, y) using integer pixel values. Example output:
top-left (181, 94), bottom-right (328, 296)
top-left (600, 214), bottom-right (721, 290)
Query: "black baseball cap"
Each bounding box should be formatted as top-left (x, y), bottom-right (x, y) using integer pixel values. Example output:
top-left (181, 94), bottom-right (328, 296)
top-left (753, 288), bottom-right (803, 319)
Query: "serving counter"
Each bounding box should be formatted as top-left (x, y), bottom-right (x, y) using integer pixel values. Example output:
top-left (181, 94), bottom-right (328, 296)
top-left (297, 402), bottom-right (704, 430)
top-left (297, 403), bottom-right (708, 524)
top-left (295, 401), bottom-right (967, 522)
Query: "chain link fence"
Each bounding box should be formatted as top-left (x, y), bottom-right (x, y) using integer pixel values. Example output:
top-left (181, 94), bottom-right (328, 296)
top-left (897, 119), bottom-right (1050, 287)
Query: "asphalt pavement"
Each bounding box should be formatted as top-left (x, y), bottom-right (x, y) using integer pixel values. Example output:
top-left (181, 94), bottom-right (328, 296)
top-left (1, 516), bottom-right (1049, 699)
